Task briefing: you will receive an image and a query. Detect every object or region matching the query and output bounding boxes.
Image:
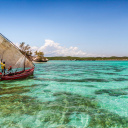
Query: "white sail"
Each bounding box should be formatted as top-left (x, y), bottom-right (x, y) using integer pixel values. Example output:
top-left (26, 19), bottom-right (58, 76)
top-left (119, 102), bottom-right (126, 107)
top-left (0, 33), bottom-right (34, 69)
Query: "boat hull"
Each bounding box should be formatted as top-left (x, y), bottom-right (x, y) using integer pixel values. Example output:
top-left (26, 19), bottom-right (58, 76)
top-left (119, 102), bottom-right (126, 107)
top-left (1, 68), bottom-right (34, 81)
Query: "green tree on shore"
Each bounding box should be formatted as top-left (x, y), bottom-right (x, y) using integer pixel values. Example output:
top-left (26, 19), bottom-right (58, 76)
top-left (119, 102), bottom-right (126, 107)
top-left (34, 51), bottom-right (44, 62)
top-left (35, 51), bottom-right (44, 57)
top-left (19, 42), bottom-right (32, 57)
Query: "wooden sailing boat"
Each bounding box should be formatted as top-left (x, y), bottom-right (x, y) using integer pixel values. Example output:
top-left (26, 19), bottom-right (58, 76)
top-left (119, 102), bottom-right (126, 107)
top-left (0, 33), bottom-right (34, 81)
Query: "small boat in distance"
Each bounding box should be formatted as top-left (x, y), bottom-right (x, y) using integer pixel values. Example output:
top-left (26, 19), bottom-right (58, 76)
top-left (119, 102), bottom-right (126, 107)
top-left (0, 33), bottom-right (34, 81)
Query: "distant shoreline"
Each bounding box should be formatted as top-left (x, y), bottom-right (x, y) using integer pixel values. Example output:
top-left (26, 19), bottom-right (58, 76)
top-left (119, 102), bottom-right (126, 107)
top-left (46, 57), bottom-right (128, 61)
top-left (47, 60), bottom-right (128, 61)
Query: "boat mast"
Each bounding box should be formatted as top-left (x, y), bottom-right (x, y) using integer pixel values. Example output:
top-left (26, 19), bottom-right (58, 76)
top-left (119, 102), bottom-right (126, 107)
top-left (23, 54), bottom-right (26, 71)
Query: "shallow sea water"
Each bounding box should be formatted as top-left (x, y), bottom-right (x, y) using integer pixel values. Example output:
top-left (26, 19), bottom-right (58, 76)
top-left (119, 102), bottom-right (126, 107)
top-left (0, 60), bottom-right (128, 128)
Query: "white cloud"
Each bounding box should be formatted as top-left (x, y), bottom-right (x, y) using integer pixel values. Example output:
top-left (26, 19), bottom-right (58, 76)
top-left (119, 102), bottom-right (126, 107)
top-left (32, 39), bottom-right (90, 57)
top-left (16, 40), bottom-right (103, 57)
top-left (31, 46), bottom-right (38, 53)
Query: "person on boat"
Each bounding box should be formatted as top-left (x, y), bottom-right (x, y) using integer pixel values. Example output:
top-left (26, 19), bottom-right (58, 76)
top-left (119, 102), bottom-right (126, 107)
top-left (0, 59), bottom-right (6, 75)
top-left (7, 66), bottom-right (12, 75)
top-left (8, 66), bottom-right (12, 71)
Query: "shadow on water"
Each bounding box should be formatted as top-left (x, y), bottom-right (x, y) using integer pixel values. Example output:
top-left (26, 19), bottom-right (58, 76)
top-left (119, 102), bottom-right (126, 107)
top-left (0, 91), bottom-right (128, 127)
top-left (112, 78), bottom-right (128, 81)
top-left (34, 78), bottom-right (109, 82)
top-left (84, 85), bottom-right (97, 88)
top-left (0, 83), bottom-right (49, 95)
top-left (0, 86), bottom-right (30, 95)
top-left (95, 89), bottom-right (128, 96)
top-left (34, 76), bottom-right (128, 83)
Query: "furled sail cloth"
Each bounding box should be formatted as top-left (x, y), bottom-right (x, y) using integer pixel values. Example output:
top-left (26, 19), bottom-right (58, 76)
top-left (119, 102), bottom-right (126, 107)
top-left (0, 33), bottom-right (34, 70)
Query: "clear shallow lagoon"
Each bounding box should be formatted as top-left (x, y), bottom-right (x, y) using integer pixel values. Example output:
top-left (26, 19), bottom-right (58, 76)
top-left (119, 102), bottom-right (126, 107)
top-left (0, 60), bottom-right (128, 128)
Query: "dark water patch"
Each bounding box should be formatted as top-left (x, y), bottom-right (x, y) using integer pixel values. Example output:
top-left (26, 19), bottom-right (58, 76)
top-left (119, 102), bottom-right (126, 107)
top-left (34, 78), bottom-right (109, 83)
top-left (104, 72), bottom-right (118, 75)
top-left (35, 73), bottom-right (47, 75)
top-left (113, 67), bottom-right (126, 72)
top-left (53, 92), bottom-right (74, 96)
top-left (112, 78), bottom-right (128, 81)
top-left (0, 95), bottom-right (43, 117)
top-left (31, 84), bottom-right (49, 88)
top-left (78, 70), bottom-right (118, 76)
top-left (104, 66), bottom-right (127, 72)
top-left (85, 85), bottom-right (97, 88)
top-left (120, 75), bottom-right (128, 76)
top-left (43, 89), bottom-right (51, 92)
top-left (45, 69), bottom-right (68, 72)
top-left (53, 92), bottom-right (98, 108)
top-left (93, 71), bottom-right (102, 74)
top-left (0, 84), bottom-right (47, 95)
top-left (92, 71), bottom-right (118, 75)
top-left (95, 89), bottom-right (127, 96)
top-left (124, 87), bottom-right (128, 90)
top-left (97, 67), bottom-right (114, 71)
top-left (59, 73), bottom-right (86, 77)
top-left (0, 86), bottom-right (30, 95)
top-left (66, 78), bottom-right (109, 82)
top-left (0, 84), bottom-right (11, 87)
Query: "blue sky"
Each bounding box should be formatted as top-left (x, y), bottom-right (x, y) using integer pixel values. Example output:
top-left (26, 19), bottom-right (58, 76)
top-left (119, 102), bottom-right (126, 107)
top-left (0, 0), bottom-right (128, 57)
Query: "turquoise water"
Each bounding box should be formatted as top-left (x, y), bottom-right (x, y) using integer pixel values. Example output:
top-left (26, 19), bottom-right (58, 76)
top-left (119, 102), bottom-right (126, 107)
top-left (0, 60), bottom-right (128, 128)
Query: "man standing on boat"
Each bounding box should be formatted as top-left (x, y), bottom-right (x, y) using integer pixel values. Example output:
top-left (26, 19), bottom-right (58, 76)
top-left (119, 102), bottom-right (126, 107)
top-left (0, 59), bottom-right (6, 75)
